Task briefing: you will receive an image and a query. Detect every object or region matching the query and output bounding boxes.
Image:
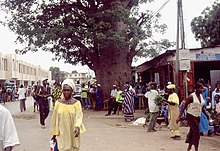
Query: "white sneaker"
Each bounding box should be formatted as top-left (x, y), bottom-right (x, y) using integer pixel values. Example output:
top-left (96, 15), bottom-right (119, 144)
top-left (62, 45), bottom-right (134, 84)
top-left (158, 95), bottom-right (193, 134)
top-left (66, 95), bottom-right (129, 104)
top-left (41, 125), bottom-right (46, 129)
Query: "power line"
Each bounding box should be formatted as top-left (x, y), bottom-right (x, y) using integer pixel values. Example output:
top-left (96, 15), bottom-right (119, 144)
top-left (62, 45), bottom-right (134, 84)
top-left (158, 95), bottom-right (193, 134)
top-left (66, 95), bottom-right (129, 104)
top-left (150, 0), bottom-right (171, 21)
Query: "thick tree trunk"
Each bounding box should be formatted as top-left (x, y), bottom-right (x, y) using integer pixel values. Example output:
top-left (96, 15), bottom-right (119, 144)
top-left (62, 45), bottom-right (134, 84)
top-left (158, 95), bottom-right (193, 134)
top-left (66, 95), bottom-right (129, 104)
top-left (94, 46), bottom-right (132, 100)
top-left (92, 0), bottom-right (134, 99)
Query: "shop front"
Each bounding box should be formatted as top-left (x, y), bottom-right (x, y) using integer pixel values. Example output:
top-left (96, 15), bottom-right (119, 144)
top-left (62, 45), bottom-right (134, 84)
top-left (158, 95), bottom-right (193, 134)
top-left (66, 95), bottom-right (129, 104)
top-left (136, 46), bottom-right (220, 101)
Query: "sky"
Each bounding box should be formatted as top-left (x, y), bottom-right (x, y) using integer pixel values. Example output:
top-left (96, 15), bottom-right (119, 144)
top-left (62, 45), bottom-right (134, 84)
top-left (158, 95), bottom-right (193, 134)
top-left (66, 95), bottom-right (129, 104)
top-left (0, 0), bottom-right (217, 72)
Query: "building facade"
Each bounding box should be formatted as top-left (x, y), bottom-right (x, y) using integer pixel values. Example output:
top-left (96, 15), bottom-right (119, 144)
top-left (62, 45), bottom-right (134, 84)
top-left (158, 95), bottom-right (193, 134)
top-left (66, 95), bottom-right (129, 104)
top-left (136, 46), bottom-right (220, 101)
top-left (0, 52), bottom-right (51, 87)
top-left (64, 71), bottom-right (88, 84)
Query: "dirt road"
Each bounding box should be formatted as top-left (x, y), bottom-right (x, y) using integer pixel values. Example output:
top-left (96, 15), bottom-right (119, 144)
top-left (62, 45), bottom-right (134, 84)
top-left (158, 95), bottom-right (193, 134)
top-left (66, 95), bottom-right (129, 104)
top-left (7, 103), bottom-right (220, 151)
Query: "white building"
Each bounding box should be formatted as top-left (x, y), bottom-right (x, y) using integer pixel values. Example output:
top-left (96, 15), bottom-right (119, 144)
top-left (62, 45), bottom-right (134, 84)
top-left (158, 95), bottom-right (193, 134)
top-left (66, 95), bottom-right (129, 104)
top-left (0, 52), bottom-right (51, 87)
top-left (64, 71), bottom-right (88, 84)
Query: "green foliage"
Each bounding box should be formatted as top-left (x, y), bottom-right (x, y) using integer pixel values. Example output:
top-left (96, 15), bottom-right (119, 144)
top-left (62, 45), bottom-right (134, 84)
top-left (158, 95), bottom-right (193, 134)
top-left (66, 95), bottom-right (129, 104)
top-left (191, 1), bottom-right (220, 47)
top-left (154, 95), bottom-right (164, 106)
top-left (49, 66), bottom-right (61, 81)
top-left (135, 38), bottom-right (175, 59)
top-left (0, 0), bottom-right (172, 69)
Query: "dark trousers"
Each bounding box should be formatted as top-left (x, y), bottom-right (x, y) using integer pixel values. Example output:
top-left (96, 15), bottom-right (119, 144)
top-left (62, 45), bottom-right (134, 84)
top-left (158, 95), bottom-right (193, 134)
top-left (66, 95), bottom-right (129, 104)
top-left (20, 98), bottom-right (26, 112)
top-left (186, 113), bottom-right (200, 147)
top-left (89, 94), bottom-right (96, 109)
top-left (81, 98), bottom-right (89, 109)
top-left (148, 112), bottom-right (158, 131)
top-left (39, 100), bottom-right (49, 125)
top-left (108, 99), bottom-right (120, 115)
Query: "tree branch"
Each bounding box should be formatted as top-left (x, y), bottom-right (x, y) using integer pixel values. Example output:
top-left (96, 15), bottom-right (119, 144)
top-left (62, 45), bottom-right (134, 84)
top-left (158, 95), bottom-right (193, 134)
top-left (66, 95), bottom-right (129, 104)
top-left (74, 0), bottom-right (87, 11)
top-left (129, 43), bottom-right (138, 59)
top-left (87, 0), bottom-right (96, 8)
top-left (137, 13), bottom-right (150, 27)
top-left (126, 0), bottom-right (139, 9)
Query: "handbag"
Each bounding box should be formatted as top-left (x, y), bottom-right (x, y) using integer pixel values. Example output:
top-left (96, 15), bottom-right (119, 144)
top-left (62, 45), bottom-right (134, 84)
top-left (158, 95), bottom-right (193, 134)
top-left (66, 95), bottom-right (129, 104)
top-left (50, 140), bottom-right (59, 151)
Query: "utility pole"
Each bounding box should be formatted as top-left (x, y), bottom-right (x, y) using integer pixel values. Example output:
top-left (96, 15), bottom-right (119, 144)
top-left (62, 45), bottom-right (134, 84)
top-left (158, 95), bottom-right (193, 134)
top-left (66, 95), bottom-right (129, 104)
top-left (176, 0), bottom-right (188, 99)
top-left (175, 0), bottom-right (180, 91)
top-left (179, 0), bottom-right (185, 49)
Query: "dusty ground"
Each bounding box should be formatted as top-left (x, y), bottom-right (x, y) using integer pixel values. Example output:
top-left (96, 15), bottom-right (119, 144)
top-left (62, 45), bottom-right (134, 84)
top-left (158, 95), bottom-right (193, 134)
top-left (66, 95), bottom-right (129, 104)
top-left (4, 99), bottom-right (220, 151)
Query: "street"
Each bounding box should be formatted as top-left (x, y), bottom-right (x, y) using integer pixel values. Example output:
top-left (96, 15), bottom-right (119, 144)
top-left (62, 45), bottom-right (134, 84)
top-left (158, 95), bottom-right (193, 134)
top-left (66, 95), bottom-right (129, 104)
top-left (2, 98), bottom-right (220, 151)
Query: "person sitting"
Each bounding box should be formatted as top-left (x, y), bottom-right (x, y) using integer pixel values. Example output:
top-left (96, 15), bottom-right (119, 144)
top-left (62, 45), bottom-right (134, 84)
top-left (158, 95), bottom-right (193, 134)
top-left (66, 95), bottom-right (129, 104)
top-left (211, 82), bottom-right (220, 110)
top-left (206, 97), bottom-right (212, 113)
top-left (213, 95), bottom-right (220, 135)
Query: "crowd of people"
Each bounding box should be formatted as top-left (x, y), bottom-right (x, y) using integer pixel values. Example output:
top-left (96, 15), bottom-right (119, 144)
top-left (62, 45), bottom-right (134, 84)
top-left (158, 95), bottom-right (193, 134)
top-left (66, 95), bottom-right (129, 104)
top-left (2, 77), bottom-right (220, 151)
top-left (102, 79), bottom-right (220, 151)
top-left (0, 84), bottom-right (32, 105)
top-left (0, 86), bottom-right (17, 105)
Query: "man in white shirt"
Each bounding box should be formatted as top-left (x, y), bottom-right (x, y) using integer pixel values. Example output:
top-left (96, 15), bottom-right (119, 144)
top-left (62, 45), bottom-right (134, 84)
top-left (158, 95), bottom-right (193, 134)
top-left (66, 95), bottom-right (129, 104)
top-left (214, 95), bottom-right (220, 134)
top-left (0, 104), bottom-right (20, 151)
top-left (74, 80), bottom-right (82, 101)
top-left (144, 82), bottom-right (159, 132)
top-left (211, 83), bottom-right (220, 109)
top-left (17, 85), bottom-right (26, 112)
top-left (105, 85), bottom-right (118, 116)
top-left (75, 81), bottom-right (82, 95)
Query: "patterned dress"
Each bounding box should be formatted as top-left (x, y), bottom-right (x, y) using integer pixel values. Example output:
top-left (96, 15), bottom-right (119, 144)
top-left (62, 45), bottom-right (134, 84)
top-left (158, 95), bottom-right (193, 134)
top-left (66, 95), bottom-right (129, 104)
top-left (52, 87), bottom-right (62, 106)
top-left (122, 89), bottom-right (135, 121)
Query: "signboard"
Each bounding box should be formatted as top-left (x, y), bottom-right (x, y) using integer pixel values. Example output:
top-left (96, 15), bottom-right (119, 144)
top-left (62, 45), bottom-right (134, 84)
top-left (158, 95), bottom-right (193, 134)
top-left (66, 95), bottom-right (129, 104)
top-left (196, 54), bottom-right (220, 61)
top-left (180, 59), bottom-right (191, 71)
top-left (179, 49), bottom-right (190, 71)
top-left (179, 49), bottom-right (190, 60)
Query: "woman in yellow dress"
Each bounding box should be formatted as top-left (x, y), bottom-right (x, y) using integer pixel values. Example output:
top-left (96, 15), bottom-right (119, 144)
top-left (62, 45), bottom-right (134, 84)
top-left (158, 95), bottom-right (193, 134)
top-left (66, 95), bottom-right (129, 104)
top-left (51, 79), bottom-right (86, 151)
top-left (163, 84), bottom-right (181, 139)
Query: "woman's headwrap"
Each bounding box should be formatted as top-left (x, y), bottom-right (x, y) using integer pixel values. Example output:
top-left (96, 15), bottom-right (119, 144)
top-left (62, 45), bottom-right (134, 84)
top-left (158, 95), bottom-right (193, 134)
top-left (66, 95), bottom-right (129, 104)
top-left (62, 79), bottom-right (75, 91)
top-left (124, 84), bottom-right (130, 88)
top-left (166, 84), bottom-right (175, 90)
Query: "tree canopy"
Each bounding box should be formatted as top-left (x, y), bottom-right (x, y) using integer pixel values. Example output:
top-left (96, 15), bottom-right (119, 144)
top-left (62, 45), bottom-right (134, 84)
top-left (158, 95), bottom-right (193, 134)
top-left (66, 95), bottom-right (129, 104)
top-left (1, 0), bottom-right (173, 98)
top-left (1, 0), bottom-right (171, 69)
top-left (191, 1), bottom-right (220, 47)
top-left (49, 66), bottom-right (66, 83)
top-left (49, 66), bottom-right (60, 80)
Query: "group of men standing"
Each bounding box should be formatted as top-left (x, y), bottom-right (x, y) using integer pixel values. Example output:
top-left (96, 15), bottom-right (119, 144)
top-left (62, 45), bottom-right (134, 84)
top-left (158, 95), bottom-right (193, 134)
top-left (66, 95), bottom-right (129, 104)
top-left (105, 85), bottom-right (124, 116)
top-left (75, 82), bottom-right (104, 111)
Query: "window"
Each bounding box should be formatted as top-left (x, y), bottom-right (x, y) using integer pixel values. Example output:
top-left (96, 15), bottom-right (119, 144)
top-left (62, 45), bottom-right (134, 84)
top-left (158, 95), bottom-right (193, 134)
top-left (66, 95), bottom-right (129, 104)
top-left (13, 59), bottom-right (16, 71)
top-left (23, 65), bottom-right (25, 74)
top-left (3, 59), bottom-right (8, 71)
top-left (19, 63), bottom-right (21, 73)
